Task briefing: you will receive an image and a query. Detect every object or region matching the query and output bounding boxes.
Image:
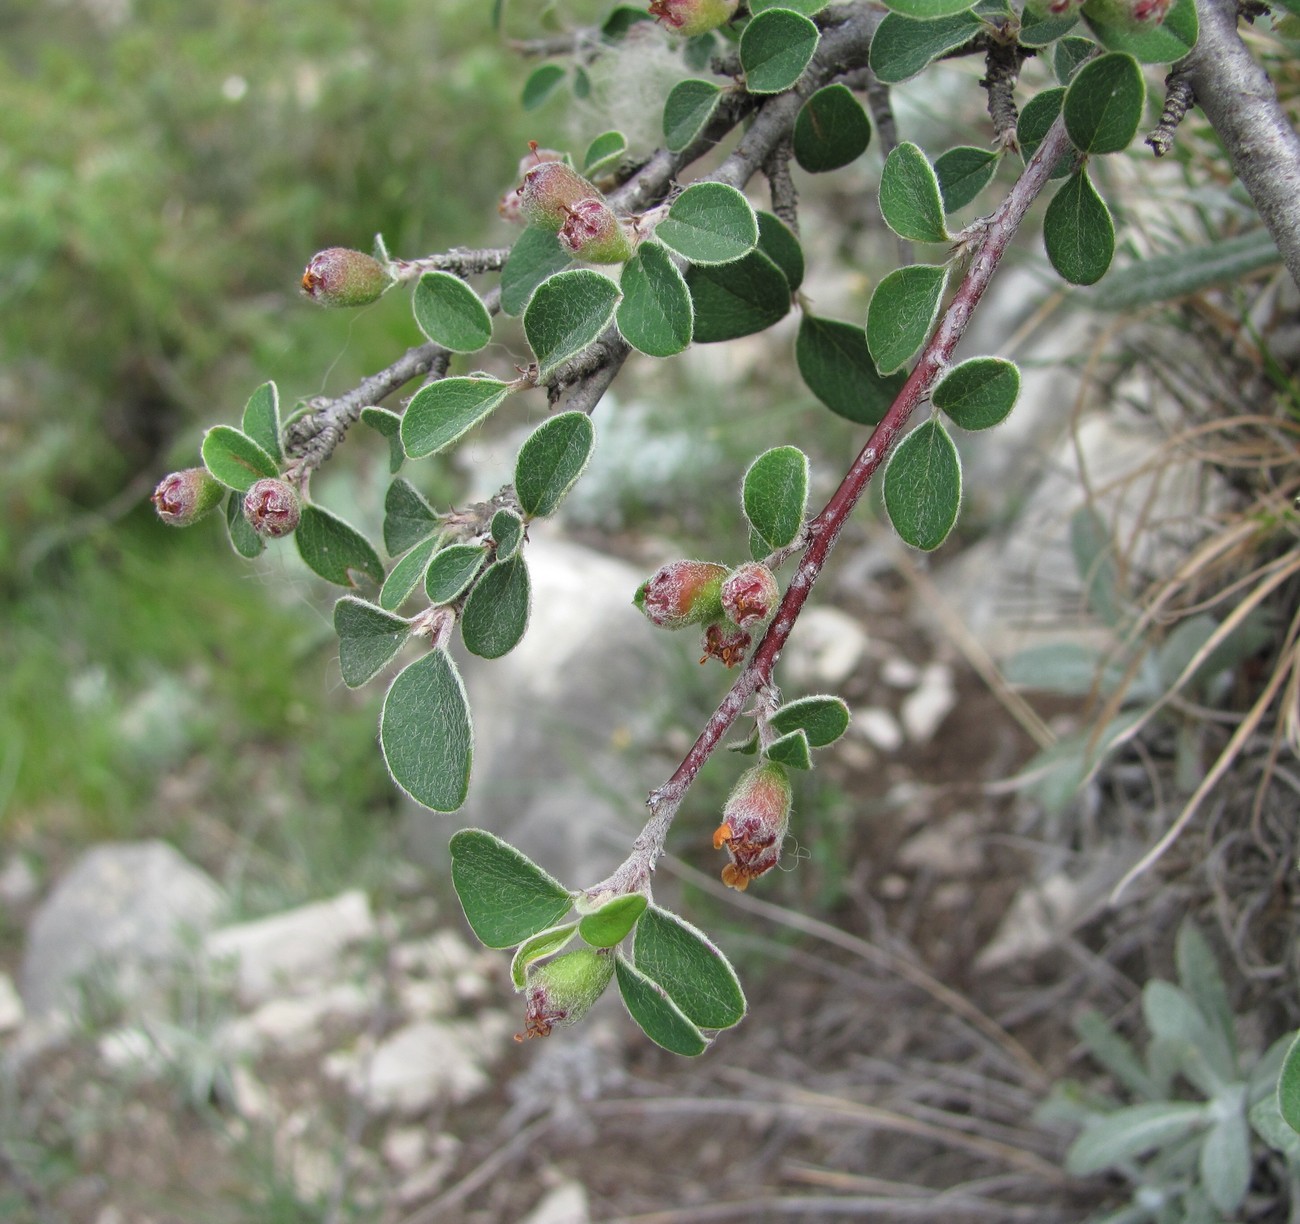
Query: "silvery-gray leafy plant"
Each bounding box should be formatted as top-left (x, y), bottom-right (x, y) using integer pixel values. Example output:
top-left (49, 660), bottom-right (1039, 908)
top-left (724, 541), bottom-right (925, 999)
top-left (150, 0), bottom-right (1300, 1053)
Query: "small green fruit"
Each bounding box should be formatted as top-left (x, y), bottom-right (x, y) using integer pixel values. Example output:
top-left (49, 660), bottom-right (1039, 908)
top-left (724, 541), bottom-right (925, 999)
top-left (301, 248), bottom-right (392, 307)
top-left (151, 468), bottom-right (225, 527)
top-left (519, 947), bottom-right (615, 1039)
top-left (649, 0), bottom-right (739, 37)
top-left (634, 560), bottom-right (728, 629)
top-left (558, 198), bottom-right (634, 264)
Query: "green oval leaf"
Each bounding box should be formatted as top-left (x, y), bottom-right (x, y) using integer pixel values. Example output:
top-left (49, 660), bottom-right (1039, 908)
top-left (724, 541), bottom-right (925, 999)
top-left (524, 268), bottom-right (622, 381)
top-left (756, 211), bottom-right (804, 293)
top-left (743, 445), bottom-right (808, 550)
top-left (663, 79), bottom-right (722, 154)
top-left (383, 476), bottom-right (440, 555)
top-left (1053, 34), bottom-right (1097, 83)
top-left (1066, 1102), bottom-right (1209, 1174)
top-left (771, 695), bottom-right (851, 747)
top-left (241, 381), bottom-right (282, 464)
top-left (225, 492), bottom-right (264, 559)
top-left (750, 0), bottom-right (828, 11)
top-left (883, 0), bottom-right (978, 17)
top-left (511, 923), bottom-right (580, 988)
top-left (490, 508), bottom-right (524, 562)
top-left (578, 894), bottom-right (648, 948)
top-left (412, 271), bottom-right (493, 353)
top-left (1018, 87), bottom-right (1073, 179)
top-left (201, 426), bottom-right (279, 492)
top-left (460, 555), bottom-right (531, 659)
top-left (361, 406), bottom-right (405, 474)
top-left (883, 418), bottom-right (962, 551)
top-left (796, 315), bottom-right (905, 426)
top-left (868, 10), bottom-right (983, 84)
top-left (449, 828), bottom-right (573, 949)
top-left (934, 145), bottom-right (999, 213)
top-left (793, 83), bottom-right (872, 173)
top-left (381, 651), bottom-right (474, 813)
top-left (334, 596), bottom-right (410, 688)
top-left (1094, 230), bottom-right (1281, 310)
top-left (521, 62), bottom-right (566, 110)
top-left (380, 535), bottom-right (443, 611)
top-left (1063, 51), bottom-right (1146, 154)
top-left (932, 356), bottom-right (1020, 429)
top-left (1044, 169), bottom-right (1114, 285)
top-left (740, 8), bottom-right (820, 94)
top-left (501, 227), bottom-right (574, 317)
top-left (425, 542), bottom-right (488, 605)
top-left (615, 955), bottom-right (708, 1056)
top-left (1019, 7), bottom-right (1080, 45)
top-left (1083, 0), bottom-right (1197, 63)
top-left (515, 410), bottom-right (596, 519)
top-left (879, 142), bottom-right (949, 243)
top-left (583, 129), bottom-right (627, 176)
top-left (1277, 1032), bottom-right (1300, 1135)
top-left (655, 182), bottom-right (758, 266)
top-left (865, 263), bottom-right (948, 375)
top-left (401, 377), bottom-right (510, 459)
top-left (686, 249), bottom-right (791, 343)
top-left (617, 241), bottom-right (694, 357)
top-left (765, 728), bottom-right (812, 769)
top-left (296, 503), bottom-right (384, 587)
top-left (633, 906), bottom-right (746, 1030)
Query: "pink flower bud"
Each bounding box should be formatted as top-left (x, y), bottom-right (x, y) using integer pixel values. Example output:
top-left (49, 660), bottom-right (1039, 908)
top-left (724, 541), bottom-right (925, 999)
top-left (720, 562), bottom-right (780, 629)
top-left (517, 146), bottom-right (603, 233)
top-left (242, 478), bottom-right (301, 538)
top-left (558, 198), bottom-right (634, 264)
top-left (700, 621), bottom-right (751, 668)
top-left (634, 560), bottom-right (727, 630)
top-left (517, 947), bottom-right (615, 1040)
top-left (151, 468), bottom-right (225, 527)
top-left (301, 248), bottom-right (392, 307)
top-left (713, 761), bottom-right (792, 891)
top-left (649, 0), bottom-right (739, 37)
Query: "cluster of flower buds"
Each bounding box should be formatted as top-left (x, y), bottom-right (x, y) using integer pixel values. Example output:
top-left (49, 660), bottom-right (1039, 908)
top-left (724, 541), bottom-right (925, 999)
top-left (242, 477), bottom-right (301, 538)
top-left (648, 0), bottom-right (739, 37)
top-left (515, 143), bottom-right (634, 264)
top-left (713, 761), bottom-right (792, 891)
top-left (518, 947), bottom-right (615, 1040)
top-left (1041, 0), bottom-right (1170, 21)
top-left (300, 247), bottom-right (393, 307)
top-left (635, 559), bottom-right (780, 668)
top-left (151, 468), bottom-right (225, 527)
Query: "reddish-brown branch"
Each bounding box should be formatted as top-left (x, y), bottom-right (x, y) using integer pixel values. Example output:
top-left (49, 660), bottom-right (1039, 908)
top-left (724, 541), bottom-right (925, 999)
top-left (590, 114), bottom-right (1075, 900)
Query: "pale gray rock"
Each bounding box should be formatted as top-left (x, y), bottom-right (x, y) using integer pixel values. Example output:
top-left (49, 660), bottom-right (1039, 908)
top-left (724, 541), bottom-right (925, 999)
top-left (20, 840), bottom-right (224, 1018)
top-left (854, 707), bottom-right (904, 753)
top-left (205, 890), bottom-right (374, 1006)
top-left (0, 972), bottom-right (23, 1034)
top-left (900, 662), bottom-right (957, 743)
top-left (361, 1013), bottom-right (513, 1115)
top-left (781, 606), bottom-right (870, 691)
top-left (218, 982), bottom-right (372, 1057)
top-left (0, 854), bottom-right (39, 907)
top-left (897, 812), bottom-right (982, 877)
top-left (522, 1181), bottom-right (590, 1224)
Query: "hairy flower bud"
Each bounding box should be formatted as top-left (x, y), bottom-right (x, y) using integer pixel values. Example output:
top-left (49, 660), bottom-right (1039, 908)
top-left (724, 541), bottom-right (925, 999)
top-left (558, 198), bottom-right (634, 264)
top-left (649, 0), bottom-right (739, 36)
top-left (517, 148), bottom-right (602, 233)
top-left (242, 478), bottom-right (301, 538)
top-left (699, 620), bottom-right (751, 668)
top-left (301, 247), bottom-right (392, 307)
top-left (1082, 0), bottom-right (1170, 23)
top-left (713, 761), bottom-right (792, 891)
top-left (720, 562), bottom-right (780, 629)
top-left (151, 467), bottom-right (225, 527)
top-left (499, 147), bottom-right (565, 224)
top-left (518, 947), bottom-right (615, 1040)
top-left (634, 560), bottom-right (728, 630)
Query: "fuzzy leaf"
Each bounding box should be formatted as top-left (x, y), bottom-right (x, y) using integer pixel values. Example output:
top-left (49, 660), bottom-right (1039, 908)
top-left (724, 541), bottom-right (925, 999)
top-left (615, 955), bottom-right (708, 1056)
top-left (1278, 1033), bottom-right (1300, 1135)
top-left (686, 249), bottom-right (791, 342)
top-left (379, 536), bottom-right (442, 612)
top-left (1066, 1102), bottom-right (1208, 1174)
top-left (750, 0), bottom-right (828, 11)
top-left (932, 357), bottom-right (1020, 429)
top-left (515, 411), bottom-right (596, 519)
top-left (1019, 7), bottom-right (1080, 45)
top-left (401, 377), bottom-right (511, 459)
top-left (334, 596), bottom-right (409, 688)
top-left (883, 419), bottom-right (962, 551)
top-left (740, 8), bottom-right (820, 94)
top-left (501, 228), bottom-right (573, 316)
top-left (510, 923), bottom-right (579, 988)
top-left (865, 263), bottom-right (948, 375)
top-left (381, 651), bottom-right (474, 813)
top-left (1063, 52), bottom-right (1146, 154)
top-left (412, 271), bottom-right (493, 353)
top-left (617, 241), bottom-right (694, 357)
top-left (460, 555), bottom-right (531, 659)
top-left (879, 142), bottom-right (949, 243)
top-left (797, 315), bottom-right (904, 426)
top-left (793, 83), bottom-right (872, 173)
top-left (1200, 1097), bottom-right (1252, 1215)
top-left (882, 0), bottom-right (978, 17)
top-left (1083, 0), bottom-right (1197, 62)
top-left (225, 493), bottom-right (264, 559)
top-left (383, 477), bottom-right (440, 555)
top-left (771, 695), bottom-right (851, 748)
top-left (490, 509), bottom-right (524, 562)
top-left (295, 504), bottom-right (384, 587)
top-left (521, 62), bottom-right (566, 110)
top-left (1176, 921), bottom-right (1236, 1058)
top-left (1093, 230), bottom-right (1281, 310)
top-left (1044, 170), bottom-right (1114, 286)
top-left (1053, 34), bottom-right (1097, 83)
top-left (655, 182), bottom-right (758, 266)
top-left (934, 146), bottom-right (999, 212)
top-left (869, 10), bottom-right (983, 84)
top-left (756, 212), bottom-right (804, 292)
top-left (765, 728), bottom-right (812, 769)
top-left (424, 543), bottom-right (488, 605)
top-left (663, 79), bottom-right (722, 153)
top-left (743, 445), bottom-right (808, 550)
top-left (449, 828), bottom-right (573, 949)
top-left (633, 907), bottom-right (746, 1030)
top-left (1070, 505), bottom-right (1124, 626)
top-left (241, 381), bottom-right (282, 464)
top-left (1018, 87), bottom-right (1073, 179)
top-left (583, 129), bottom-right (627, 175)
top-left (524, 269), bottom-right (621, 381)
top-left (201, 426), bottom-right (279, 492)
top-left (578, 894), bottom-right (648, 948)
top-left (361, 406), bottom-right (405, 474)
